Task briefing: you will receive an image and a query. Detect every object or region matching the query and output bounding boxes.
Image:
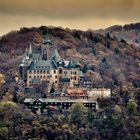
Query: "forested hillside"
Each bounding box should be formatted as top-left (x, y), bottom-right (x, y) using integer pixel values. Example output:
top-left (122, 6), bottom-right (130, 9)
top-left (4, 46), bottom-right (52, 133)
top-left (0, 25), bottom-right (140, 140)
top-left (0, 25), bottom-right (140, 93)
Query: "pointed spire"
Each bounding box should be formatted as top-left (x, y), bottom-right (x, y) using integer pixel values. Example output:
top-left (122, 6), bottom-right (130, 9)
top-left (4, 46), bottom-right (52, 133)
top-left (43, 29), bottom-right (52, 45)
top-left (24, 47), bottom-right (28, 56)
top-left (28, 42), bottom-right (32, 56)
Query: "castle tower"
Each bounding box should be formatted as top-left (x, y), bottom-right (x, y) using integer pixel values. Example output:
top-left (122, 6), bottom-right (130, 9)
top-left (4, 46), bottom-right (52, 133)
top-left (41, 33), bottom-right (53, 60)
top-left (19, 56), bottom-right (29, 82)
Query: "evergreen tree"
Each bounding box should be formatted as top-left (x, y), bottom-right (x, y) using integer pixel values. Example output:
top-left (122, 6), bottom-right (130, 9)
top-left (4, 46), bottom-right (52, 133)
top-left (114, 48), bottom-right (120, 55)
top-left (82, 64), bottom-right (88, 73)
top-left (50, 84), bottom-right (55, 94)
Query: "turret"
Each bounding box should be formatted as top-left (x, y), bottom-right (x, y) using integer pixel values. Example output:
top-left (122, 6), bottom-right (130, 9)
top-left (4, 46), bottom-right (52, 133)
top-left (28, 42), bottom-right (32, 58)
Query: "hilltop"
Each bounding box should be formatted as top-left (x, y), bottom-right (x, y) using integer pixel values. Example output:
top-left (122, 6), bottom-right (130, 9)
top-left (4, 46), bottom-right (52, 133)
top-left (95, 22), bottom-right (140, 45)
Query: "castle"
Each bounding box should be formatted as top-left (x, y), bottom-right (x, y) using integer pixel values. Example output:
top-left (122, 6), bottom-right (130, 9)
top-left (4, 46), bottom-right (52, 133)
top-left (19, 34), bottom-right (81, 88)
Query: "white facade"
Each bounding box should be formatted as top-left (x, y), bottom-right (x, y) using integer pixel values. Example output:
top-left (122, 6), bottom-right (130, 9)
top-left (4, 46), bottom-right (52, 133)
top-left (87, 88), bottom-right (111, 99)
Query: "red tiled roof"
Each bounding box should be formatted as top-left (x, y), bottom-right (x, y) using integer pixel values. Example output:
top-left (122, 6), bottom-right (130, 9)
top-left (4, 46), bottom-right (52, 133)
top-left (66, 88), bottom-right (87, 96)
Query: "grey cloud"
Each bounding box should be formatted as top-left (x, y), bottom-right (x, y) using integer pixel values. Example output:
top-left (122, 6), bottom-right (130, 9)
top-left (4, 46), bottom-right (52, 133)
top-left (0, 0), bottom-right (140, 20)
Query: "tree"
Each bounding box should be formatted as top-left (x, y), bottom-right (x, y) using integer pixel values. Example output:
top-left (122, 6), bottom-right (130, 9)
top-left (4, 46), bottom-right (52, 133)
top-left (106, 33), bottom-right (111, 39)
top-left (102, 57), bottom-right (107, 63)
top-left (92, 48), bottom-right (96, 55)
top-left (114, 48), bottom-right (120, 55)
top-left (70, 103), bottom-right (88, 128)
top-left (74, 31), bottom-right (81, 40)
top-left (0, 73), bottom-right (5, 85)
top-left (87, 110), bottom-right (95, 123)
top-left (127, 99), bottom-right (137, 114)
top-left (50, 84), bottom-right (55, 94)
top-left (0, 127), bottom-right (8, 139)
top-left (114, 105), bottom-right (121, 114)
top-left (82, 64), bottom-right (88, 73)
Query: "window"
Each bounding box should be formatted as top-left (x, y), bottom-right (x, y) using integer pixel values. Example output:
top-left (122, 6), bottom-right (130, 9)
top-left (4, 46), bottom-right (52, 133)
top-left (75, 72), bottom-right (77, 75)
top-left (29, 70), bottom-right (32, 73)
top-left (29, 76), bottom-right (32, 79)
top-left (40, 76), bottom-right (42, 78)
top-left (59, 68), bottom-right (63, 74)
top-left (34, 76), bottom-right (36, 79)
top-left (55, 81), bottom-right (57, 83)
top-left (47, 70), bottom-right (50, 74)
top-left (55, 76), bottom-right (57, 79)
top-left (43, 70), bottom-right (46, 74)
top-left (37, 76), bottom-right (39, 78)
top-left (44, 76), bottom-right (46, 78)
top-left (37, 70), bottom-right (39, 74)
top-left (34, 70), bottom-right (36, 74)
top-left (40, 70), bottom-right (42, 74)
top-left (54, 70), bottom-right (56, 74)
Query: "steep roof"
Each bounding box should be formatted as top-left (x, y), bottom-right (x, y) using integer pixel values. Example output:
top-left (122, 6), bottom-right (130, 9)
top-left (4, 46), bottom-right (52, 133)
top-left (51, 49), bottom-right (61, 63)
top-left (67, 61), bottom-right (76, 69)
top-left (19, 56), bottom-right (29, 66)
top-left (28, 60), bottom-right (56, 70)
top-left (28, 43), bottom-right (32, 56)
top-left (43, 34), bottom-right (52, 45)
top-left (32, 53), bottom-right (41, 60)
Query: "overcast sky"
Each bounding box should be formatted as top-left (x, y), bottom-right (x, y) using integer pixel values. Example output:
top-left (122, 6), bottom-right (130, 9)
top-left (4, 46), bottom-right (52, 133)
top-left (0, 0), bottom-right (140, 35)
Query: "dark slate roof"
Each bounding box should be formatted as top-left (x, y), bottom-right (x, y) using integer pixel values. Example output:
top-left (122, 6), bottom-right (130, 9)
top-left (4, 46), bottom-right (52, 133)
top-left (51, 49), bottom-right (61, 63)
top-left (59, 78), bottom-right (70, 82)
top-left (67, 61), bottom-right (76, 69)
top-left (28, 60), bottom-right (57, 70)
top-left (43, 34), bottom-right (53, 45)
top-left (32, 53), bottom-right (41, 60)
top-left (19, 56), bottom-right (29, 66)
top-left (58, 60), bottom-right (76, 69)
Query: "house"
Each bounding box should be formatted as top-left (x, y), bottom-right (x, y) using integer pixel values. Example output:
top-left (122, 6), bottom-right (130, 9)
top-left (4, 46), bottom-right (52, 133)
top-left (65, 88), bottom-right (88, 98)
top-left (87, 88), bottom-right (111, 99)
top-left (24, 98), bottom-right (97, 111)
